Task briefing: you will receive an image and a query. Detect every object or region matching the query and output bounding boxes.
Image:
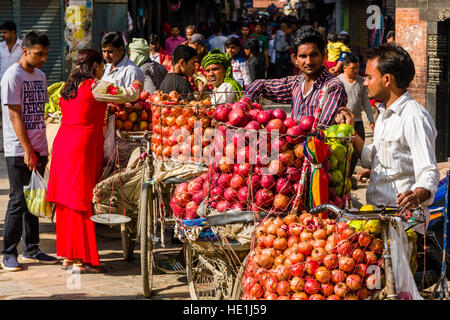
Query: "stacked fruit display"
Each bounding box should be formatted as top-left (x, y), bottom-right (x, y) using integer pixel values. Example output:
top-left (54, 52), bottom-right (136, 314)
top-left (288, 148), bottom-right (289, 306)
top-left (324, 124), bottom-right (355, 208)
top-left (110, 91), bottom-right (152, 132)
top-left (171, 97), bottom-right (336, 216)
top-left (149, 90), bottom-right (215, 161)
top-left (241, 212), bottom-right (384, 300)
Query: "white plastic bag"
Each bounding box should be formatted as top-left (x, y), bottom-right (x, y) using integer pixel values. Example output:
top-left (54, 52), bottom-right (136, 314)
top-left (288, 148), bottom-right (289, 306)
top-left (388, 222), bottom-right (423, 300)
top-left (23, 170), bottom-right (53, 219)
top-left (104, 114), bottom-right (116, 165)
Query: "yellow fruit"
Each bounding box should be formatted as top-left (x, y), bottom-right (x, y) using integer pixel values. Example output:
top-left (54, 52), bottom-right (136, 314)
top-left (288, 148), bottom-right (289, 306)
top-left (360, 204), bottom-right (376, 211)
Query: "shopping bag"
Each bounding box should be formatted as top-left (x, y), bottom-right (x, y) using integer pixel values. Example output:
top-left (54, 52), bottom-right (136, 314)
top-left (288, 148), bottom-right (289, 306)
top-left (23, 170), bottom-right (53, 219)
top-left (388, 222), bottom-right (423, 300)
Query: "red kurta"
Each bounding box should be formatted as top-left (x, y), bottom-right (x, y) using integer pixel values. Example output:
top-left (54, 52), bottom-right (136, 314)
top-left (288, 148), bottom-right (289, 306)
top-left (47, 79), bottom-right (106, 266)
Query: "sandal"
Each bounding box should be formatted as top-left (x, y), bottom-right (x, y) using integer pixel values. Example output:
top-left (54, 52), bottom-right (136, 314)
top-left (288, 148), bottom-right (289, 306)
top-left (61, 259), bottom-right (75, 270)
top-left (70, 263), bottom-right (106, 274)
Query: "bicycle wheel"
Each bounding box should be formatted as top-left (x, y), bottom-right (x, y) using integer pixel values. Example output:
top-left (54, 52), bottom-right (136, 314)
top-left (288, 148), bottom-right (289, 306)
top-left (186, 244), bottom-right (235, 300)
top-left (231, 254), bottom-right (249, 299)
top-left (140, 161), bottom-right (154, 298)
top-left (121, 223), bottom-right (135, 261)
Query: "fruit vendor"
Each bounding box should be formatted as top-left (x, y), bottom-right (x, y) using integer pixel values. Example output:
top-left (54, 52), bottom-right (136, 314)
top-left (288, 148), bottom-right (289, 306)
top-left (243, 25), bottom-right (347, 126)
top-left (202, 48), bottom-right (243, 105)
top-left (336, 44), bottom-right (440, 232)
top-left (101, 32), bottom-right (145, 88)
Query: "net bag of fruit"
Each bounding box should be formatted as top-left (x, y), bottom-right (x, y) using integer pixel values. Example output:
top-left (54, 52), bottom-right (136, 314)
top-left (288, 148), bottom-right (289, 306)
top-left (23, 170), bottom-right (53, 219)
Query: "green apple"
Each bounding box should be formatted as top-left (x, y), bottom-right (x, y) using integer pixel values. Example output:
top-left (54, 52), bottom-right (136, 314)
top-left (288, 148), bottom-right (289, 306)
top-left (331, 143), bottom-right (347, 162)
top-left (334, 184), bottom-right (343, 197)
top-left (337, 124), bottom-right (354, 137)
top-left (330, 156), bottom-right (338, 170)
top-left (331, 170), bottom-right (344, 186)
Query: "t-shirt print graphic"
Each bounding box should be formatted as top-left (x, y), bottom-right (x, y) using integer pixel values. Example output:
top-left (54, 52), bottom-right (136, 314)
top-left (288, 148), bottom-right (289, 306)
top-left (22, 80), bottom-right (47, 130)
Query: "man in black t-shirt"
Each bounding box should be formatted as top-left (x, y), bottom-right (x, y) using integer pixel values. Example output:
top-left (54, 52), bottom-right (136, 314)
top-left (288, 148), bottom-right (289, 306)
top-left (159, 45), bottom-right (205, 99)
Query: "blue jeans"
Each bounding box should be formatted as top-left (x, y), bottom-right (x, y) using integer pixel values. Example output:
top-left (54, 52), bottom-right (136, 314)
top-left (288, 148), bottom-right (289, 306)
top-left (2, 155), bottom-right (47, 258)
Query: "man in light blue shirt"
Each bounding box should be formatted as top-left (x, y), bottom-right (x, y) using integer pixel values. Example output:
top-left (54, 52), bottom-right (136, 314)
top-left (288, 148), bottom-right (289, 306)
top-left (101, 32), bottom-right (144, 87)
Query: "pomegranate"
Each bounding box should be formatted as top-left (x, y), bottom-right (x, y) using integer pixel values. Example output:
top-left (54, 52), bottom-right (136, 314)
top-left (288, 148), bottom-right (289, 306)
top-left (299, 116), bottom-right (314, 132)
top-left (260, 175), bottom-right (276, 189)
top-left (273, 194), bottom-right (290, 211)
top-left (284, 118), bottom-right (297, 128)
top-left (291, 292), bottom-right (309, 300)
top-left (223, 187), bottom-right (238, 203)
top-left (313, 228), bottom-right (327, 240)
top-left (297, 241), bottom-right (313, 256)
top-left (334, 282), bottom-right (349, 298)
top-left (256, 110), bottom-right (273, 125)
top-left (304, 278), bottom-right (321, 295)
top-left (290, 264), bottom-right (304, 277)
top-left (275, 178), bottom-right (292, 195)
top-left (315, 266), bottom-right (332, 283)
top-left (331, 269), bottom-right (347, 284)
top-left (255, 189), bottom-right (274, 208)
top-left (216, 200), bottom-right (230, 212)
top-left (321, 283), bottom-right (335, 297)
top-left (266, 119), bottom-right (286, 134)
top-left (346, 274), bottom-right (362, 291)
top-left (273, 237), bottom-right (288, 251)
top-left (237, 186), bottom-right (249, 202)
top-left (358, 231), bottom-right (372, 247)
top-left (323, 254), bottom-right (339, 269)
top-left (289, 276), bottom-right (305, 292)
top-left (339, 256), bottom-right (356, 273)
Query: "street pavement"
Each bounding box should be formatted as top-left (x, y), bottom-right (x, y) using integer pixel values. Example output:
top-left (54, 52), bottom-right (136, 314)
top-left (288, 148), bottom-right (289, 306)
top-left (0, 111), bottom-right (449, 300)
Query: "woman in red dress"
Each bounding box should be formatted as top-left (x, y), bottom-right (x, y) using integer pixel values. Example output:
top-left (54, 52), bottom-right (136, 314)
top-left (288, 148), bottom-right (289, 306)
top-left (46, 49), bottom-right (141, 273)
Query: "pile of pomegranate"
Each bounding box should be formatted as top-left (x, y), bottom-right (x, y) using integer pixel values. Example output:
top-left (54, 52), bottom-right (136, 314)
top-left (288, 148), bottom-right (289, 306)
top-left (110, 90), bottom-right (152, 132)
top-left (242, 213), bottom-right (384, 300)
top-left (170, 173), bottom-right (210, 220)
top-left (149, 90), bottom-right (216, 160)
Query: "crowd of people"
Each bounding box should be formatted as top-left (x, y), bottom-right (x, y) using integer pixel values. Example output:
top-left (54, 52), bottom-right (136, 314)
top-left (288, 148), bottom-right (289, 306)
top-left (0, 10), bottom-right (440, 282)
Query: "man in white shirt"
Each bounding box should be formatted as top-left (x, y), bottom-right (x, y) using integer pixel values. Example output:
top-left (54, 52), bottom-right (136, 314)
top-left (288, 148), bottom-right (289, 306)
top-left (101, 32), bottom-right (144, 88)
top-left (337, 44), bottom-right (440, 229)
top-left (0, 21), bottom-right (22, 83)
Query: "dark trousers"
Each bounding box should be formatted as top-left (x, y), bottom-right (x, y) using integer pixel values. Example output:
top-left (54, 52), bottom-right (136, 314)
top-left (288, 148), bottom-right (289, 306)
top-left (2, 155), bottom-right (48, 258)
top-left (350, 121), bottom-right (365, 176)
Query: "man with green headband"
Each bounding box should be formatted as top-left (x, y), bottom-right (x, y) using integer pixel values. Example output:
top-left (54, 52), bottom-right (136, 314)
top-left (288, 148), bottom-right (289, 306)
top-left (202, 48), bottom-right (243, 104)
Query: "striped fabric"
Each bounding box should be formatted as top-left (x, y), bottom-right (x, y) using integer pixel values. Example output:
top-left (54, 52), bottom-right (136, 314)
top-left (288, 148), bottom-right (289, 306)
top-left (243, 67), bottom-right (348, 126)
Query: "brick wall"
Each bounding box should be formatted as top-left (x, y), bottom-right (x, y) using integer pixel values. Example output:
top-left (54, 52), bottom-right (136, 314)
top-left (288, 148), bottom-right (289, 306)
top-left (395, 8), bottom-right (427, 106)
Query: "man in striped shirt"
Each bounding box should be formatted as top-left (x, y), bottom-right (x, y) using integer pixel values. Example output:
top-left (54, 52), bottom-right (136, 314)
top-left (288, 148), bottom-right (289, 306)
top-left (243, 25), bottom-right (347, 126)
top-left (337, 44), bottom-right (439, 231)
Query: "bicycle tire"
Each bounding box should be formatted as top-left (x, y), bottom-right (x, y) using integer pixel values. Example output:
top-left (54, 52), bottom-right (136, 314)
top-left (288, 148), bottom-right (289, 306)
top-left (186, 244), bottom-right (223, 300)
top-left (231, 254), bottom-right (249, 299)
top-left (140, 162), bottom-right (154, 298)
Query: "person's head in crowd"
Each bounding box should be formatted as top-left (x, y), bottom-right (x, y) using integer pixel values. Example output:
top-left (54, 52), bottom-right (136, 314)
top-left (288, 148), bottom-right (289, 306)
top-left (202, 48), bottom-right (241, 92)
top-left (171, 25), bottom-right (181, 39)
top-left (243, 38), bottom-right (259, 58)
top-left (280, 21), bottom-right (294, 35)
top-left (364, 43), bottom-right (415, 100)
top-left (213, 23), bottom-right (223, 36)
top-left (0, 20), bottom-right (17, 43)
top-left (185, 25), bottom-right (196, 42)
top-left (327, 32), bottom-right (337, 43)
top-left (172, 45), bottom-right (198, 77)
top-left (225, 37), bottom-right (241, 59)
top-left (61, 49), bottom-right (103, 101)
top-left (386, 30), bottom-right (395, 43)
top-left (21, 31), bottom-right (50, 70)
top-left (148, 34), bottom-right (161, 52)
top-left (337, 31), bottom-right (350, 46)
top-left (241, 23), bottom-right (251, 38)
top-left (342, 53), bottom-right (360, 80)
top-left (188, 33), bottom-right (208, 62)
top-left (101, 32), bottom-right (126, 66)
top-left (254, 21), bottom-right (264, 35)
top-left (292, 25), bottom-right (326, 78)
